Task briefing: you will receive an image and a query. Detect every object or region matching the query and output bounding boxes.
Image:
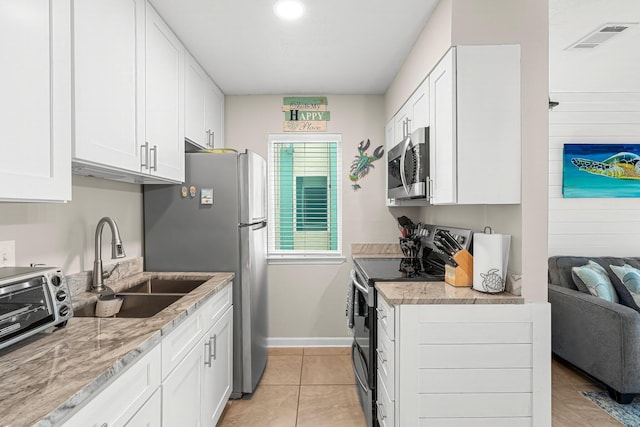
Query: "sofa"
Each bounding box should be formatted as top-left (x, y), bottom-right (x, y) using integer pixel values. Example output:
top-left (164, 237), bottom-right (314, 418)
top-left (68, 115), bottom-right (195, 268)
top-left (548, 256), bottom-right (640, 404)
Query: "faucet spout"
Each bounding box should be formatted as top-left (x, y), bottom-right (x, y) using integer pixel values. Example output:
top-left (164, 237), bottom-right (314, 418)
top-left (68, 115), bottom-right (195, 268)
top-left (92, 217), bottom-right (126, 293)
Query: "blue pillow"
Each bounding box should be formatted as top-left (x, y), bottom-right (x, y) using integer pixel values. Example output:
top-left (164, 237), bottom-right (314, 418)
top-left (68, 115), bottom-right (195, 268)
top-left (571, 261), bottom-right (619, 303)
top-left (622, 271), bottom-right (640, 306)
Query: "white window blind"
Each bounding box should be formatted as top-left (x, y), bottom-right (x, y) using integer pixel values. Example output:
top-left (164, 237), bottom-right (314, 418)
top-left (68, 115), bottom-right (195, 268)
top-left (268, 133), bottom-right (342, 260)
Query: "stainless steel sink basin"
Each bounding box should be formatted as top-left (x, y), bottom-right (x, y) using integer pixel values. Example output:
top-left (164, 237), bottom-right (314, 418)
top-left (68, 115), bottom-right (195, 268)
top-left (74, 294), bottom-right (183, 318)
top-left (122, 278), bottom-right (206, 294)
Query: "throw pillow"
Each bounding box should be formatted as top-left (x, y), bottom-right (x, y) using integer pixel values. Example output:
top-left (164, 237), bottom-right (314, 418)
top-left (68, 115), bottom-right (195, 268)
top-left (571, 261), bottom-right (619, 303)
top-left (622, 271), bottom-right (640, 307)
top-left (609, 264), bottom-right (640, 312)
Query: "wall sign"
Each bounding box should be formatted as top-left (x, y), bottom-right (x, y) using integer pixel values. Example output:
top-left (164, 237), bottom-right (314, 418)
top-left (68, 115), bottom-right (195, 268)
top-left (282, 96), bottom-right (330, 132)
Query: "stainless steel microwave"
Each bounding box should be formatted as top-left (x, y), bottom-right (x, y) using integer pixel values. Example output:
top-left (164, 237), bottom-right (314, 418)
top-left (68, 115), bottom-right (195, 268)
top-left (0, 267), bottom-right (73, 351)
top-left (387, 127), bottom-right (429, 200)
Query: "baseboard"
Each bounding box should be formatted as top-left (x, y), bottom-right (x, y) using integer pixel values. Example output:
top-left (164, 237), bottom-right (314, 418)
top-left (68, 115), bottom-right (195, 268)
top-left (267, 337), bottom-right (353, 348)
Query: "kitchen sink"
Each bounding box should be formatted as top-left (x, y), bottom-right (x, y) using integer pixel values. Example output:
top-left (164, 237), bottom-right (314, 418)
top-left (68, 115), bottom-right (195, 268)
top-left (122, 278), bottom-right (206, 294)
top-left (74, 294), bottom-right (183, 318)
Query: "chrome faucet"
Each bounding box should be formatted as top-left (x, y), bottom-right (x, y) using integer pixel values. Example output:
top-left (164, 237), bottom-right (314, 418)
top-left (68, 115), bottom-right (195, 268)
top-left (91, 217), bottom-right (126, 293)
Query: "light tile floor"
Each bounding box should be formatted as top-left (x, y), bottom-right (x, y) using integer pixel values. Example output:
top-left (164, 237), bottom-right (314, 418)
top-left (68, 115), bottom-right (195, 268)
top-left (220, 349), bottom-right (624, 426)
top-left (218, 347), bottom-right (366, 427)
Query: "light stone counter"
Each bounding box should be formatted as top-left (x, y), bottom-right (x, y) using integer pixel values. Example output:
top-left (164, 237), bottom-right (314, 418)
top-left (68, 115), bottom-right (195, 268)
top-left (0, 271), bottom-right (234, 427)
top-left (376, 281), bottom-right (524, 306)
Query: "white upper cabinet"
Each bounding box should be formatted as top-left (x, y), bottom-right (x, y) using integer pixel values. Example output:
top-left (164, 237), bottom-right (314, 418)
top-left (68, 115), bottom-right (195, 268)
top-left (0, 0), bottom-right (71, 202)
top-left (72, 0), bottom-right (145, 175)
top-left (185, 52), bottom-right (225, 150)
top-left (144, 2), bottom-right (185, 182)
top-left (429, 45), bottom-right (521, 205)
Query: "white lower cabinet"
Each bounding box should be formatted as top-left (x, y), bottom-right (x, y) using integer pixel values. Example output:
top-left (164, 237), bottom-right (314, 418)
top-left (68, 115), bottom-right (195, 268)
top-left (62, 283), bottom-right (233, 427)
top-left (62, 344), bottom-right (162, 427)
top-left (376, 293), bottom-right (551, 426)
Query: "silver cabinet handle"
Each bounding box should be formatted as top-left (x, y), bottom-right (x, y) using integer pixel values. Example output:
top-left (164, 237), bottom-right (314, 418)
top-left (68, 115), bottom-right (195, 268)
top-left (150, 145), bottom-right (157, 171)
top-left (210, 130), bottom-right (214, 148)
top-left (140, 142), bottom-right (149, 169)
top-left (204, 340), bottom-right (212, 367)
top-left (376, 307), bottom-right (387, 319)
top-left (211, 335), bottom-right (217, 361)
top-left (428, 177), bottom-right (434, 201)
top-left (376, 348), bottom-right (387, 363)
top-left (206, 129), bottom-right (212, 148)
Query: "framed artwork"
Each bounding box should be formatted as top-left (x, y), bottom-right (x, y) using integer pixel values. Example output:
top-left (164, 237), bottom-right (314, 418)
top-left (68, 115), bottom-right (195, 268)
top-left (563, 143), bottom-right (640, 198)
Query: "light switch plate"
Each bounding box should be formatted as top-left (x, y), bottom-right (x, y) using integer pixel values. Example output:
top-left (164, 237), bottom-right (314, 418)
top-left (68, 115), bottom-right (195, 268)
top-left (0, 240), bottom-right (16, 267)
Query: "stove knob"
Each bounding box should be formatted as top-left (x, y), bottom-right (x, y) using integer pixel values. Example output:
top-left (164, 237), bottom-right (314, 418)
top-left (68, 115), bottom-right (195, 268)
top-left (59, 305), bottom-right (70, 318)
top-left (51, 275), bottom-right (62, 287)
top-left (56, 290), bottom-right (67, 302)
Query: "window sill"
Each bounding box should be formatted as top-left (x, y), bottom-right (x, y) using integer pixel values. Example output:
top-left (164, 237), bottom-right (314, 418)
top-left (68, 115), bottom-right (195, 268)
top-left (268, 256), bottom-right (346, 265)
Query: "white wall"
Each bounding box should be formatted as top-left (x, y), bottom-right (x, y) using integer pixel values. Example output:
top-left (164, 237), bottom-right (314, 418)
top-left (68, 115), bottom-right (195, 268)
top-left (0, 176), bottom-right (143, 275)
top-left (385, 0), bottom-right (549, 301)
top-left (226, 95), bottom-right (417, 339)
top-left (549, 92), bottom-right (640, 256)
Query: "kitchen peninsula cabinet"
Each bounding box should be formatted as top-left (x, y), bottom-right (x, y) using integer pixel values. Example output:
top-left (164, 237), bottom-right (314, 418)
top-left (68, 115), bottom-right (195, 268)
top-left (429, 45), bottom-right (521, 205)
top-left (0, 0), bottom-right (71, 202)
top-left (375, 288), bottom-right (551, 426)
top-left (185, 52), bottom-right (225, 150)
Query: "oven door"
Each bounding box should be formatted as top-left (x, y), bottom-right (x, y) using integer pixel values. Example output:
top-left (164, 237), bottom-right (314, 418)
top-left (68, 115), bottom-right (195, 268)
top-left (351, 269), bottom-right (375, 426)
top-left (0, 276), bottom-right (55, 350)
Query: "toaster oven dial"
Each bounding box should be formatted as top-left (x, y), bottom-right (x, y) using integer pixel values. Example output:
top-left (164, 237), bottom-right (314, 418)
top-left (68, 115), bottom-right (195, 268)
top-left (56, 290), bottom-right (67, 302)
top-left (59, 305), bottom-right (70, 318)
top-left (51, 275), bottom-right (62, 287)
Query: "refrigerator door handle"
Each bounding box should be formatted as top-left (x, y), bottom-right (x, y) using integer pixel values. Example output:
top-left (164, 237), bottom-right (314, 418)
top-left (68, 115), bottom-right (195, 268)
top-left (239, 220), bottom-right (267, 230)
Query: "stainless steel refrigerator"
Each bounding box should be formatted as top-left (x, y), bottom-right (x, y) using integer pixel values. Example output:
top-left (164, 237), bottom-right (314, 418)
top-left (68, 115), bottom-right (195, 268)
top-left (143, 150), bottom-right (268, 397)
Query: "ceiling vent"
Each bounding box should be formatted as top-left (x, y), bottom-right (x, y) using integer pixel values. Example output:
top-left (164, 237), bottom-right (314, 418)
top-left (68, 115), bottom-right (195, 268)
top-left (567, 23), bottom-right (638, 50)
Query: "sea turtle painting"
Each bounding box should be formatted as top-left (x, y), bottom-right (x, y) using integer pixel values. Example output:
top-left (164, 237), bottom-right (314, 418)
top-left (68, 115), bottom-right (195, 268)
top-left (571, 152), bottom-right (640, 180)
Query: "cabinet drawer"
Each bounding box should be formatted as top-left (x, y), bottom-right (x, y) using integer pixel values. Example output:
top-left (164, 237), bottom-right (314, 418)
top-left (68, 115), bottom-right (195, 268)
top-left (63, 344), bottom-right (161, 427)
top-left (376, 323), bottom-right (395, 399)
top-left (376, 294), bottom-right (395, 340)
top-left (162, 307), bottom-right (205, 379)
top-left (376, 370), bottom-right (395, 427)
top-left (201, 282), bottom-right (232, 327)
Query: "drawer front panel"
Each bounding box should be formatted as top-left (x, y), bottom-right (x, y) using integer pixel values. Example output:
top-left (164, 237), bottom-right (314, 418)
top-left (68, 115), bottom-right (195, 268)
top-left (201, 283), bottom-right (232, 326)
top-left (377, 294), bottom-right (395, 340)
top-left (377, 370), bottom-right (395, 427)
top-left (418, 305), bottom-right (532, 323)
top-left (162, 307), bottom-right (204, 379)
top-left (419, 417), bottom-right (532, 427)
top-left (377, 323), bottom-right (395, 399)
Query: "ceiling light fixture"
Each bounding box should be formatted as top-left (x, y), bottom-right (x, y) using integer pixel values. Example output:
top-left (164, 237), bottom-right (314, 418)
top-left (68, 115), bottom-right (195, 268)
top-left (273, 0), bottom-right (304, 20)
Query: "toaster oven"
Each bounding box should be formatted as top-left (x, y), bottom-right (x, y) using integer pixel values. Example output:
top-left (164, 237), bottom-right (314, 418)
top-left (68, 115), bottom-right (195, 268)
top-left (0, 267), bottom-right (73, 351)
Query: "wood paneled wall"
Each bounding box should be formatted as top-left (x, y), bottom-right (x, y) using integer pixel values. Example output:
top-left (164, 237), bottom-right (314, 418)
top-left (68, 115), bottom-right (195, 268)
top-left (548, 92), bottom-right (640, 256)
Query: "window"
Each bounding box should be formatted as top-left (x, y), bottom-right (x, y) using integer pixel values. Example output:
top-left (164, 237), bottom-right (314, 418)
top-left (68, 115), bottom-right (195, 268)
top-left (268, 134), bottom-right (342, 261)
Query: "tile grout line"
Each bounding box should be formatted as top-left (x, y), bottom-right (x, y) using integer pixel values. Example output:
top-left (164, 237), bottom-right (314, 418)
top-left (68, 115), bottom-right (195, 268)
top-left (295, 353), bottom-right (305, 427)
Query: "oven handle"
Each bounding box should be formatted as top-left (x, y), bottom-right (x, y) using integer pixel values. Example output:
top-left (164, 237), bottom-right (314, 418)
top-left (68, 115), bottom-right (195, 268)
top-left (351, 344), bottom-right (368, 392)
top-left (350, 270), bottom-right (369, 296)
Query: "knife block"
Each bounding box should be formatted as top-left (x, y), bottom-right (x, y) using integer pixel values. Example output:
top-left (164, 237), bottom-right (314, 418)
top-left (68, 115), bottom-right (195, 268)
top-left (444, 249), bottom-right (473, 287)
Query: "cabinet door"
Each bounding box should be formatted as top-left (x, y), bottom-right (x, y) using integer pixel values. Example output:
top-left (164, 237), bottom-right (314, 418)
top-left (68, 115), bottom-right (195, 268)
top-left (409, 78), bottom-right (429, 130)
top-left (205, 80), bottom-right (224, 148)
top-left (393, 104), bottom-right (411, 144)
top-left (185, 51), bottom-right (208, 149)
top-left (145, 2), bottom-right (185, 182)
top-left (202, 307), bottom-right (233, 426)
top-left (72, 0), bottom-right (144, 174)
top-left (162, 336), bottom-right (204, 427)
top-left (0, 0), bottom-right (71, 202)
top-left (429, 48), bottom-right (457, 205)
top-left (125, 388), bottom-right (161, 427)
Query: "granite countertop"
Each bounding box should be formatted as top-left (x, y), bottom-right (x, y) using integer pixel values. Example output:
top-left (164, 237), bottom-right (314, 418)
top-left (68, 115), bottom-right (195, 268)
top-left (0, 271), bottom-right (234, 427)
top-left (376, 281), bottom-right (524, 306)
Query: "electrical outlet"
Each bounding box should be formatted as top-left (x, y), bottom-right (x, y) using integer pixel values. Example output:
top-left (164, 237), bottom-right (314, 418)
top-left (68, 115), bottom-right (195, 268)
top-left (0, 241), bottom-right (16, 267)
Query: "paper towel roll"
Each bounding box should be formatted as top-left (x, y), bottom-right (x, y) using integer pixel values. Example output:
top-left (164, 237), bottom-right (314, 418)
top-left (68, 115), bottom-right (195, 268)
top-left (473, 232), bottom-right (511, 293)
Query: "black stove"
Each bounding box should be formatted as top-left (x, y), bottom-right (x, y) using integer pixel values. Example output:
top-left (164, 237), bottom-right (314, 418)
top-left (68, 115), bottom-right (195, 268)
top-left (353, 257), bottom-right (445, 282)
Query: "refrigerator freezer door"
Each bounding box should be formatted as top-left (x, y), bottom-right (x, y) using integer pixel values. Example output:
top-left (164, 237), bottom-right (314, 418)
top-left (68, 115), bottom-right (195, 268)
top-left (239, 220), bottom-right (268, 392)
top-left (239, 151), bottom-right (267, 224)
